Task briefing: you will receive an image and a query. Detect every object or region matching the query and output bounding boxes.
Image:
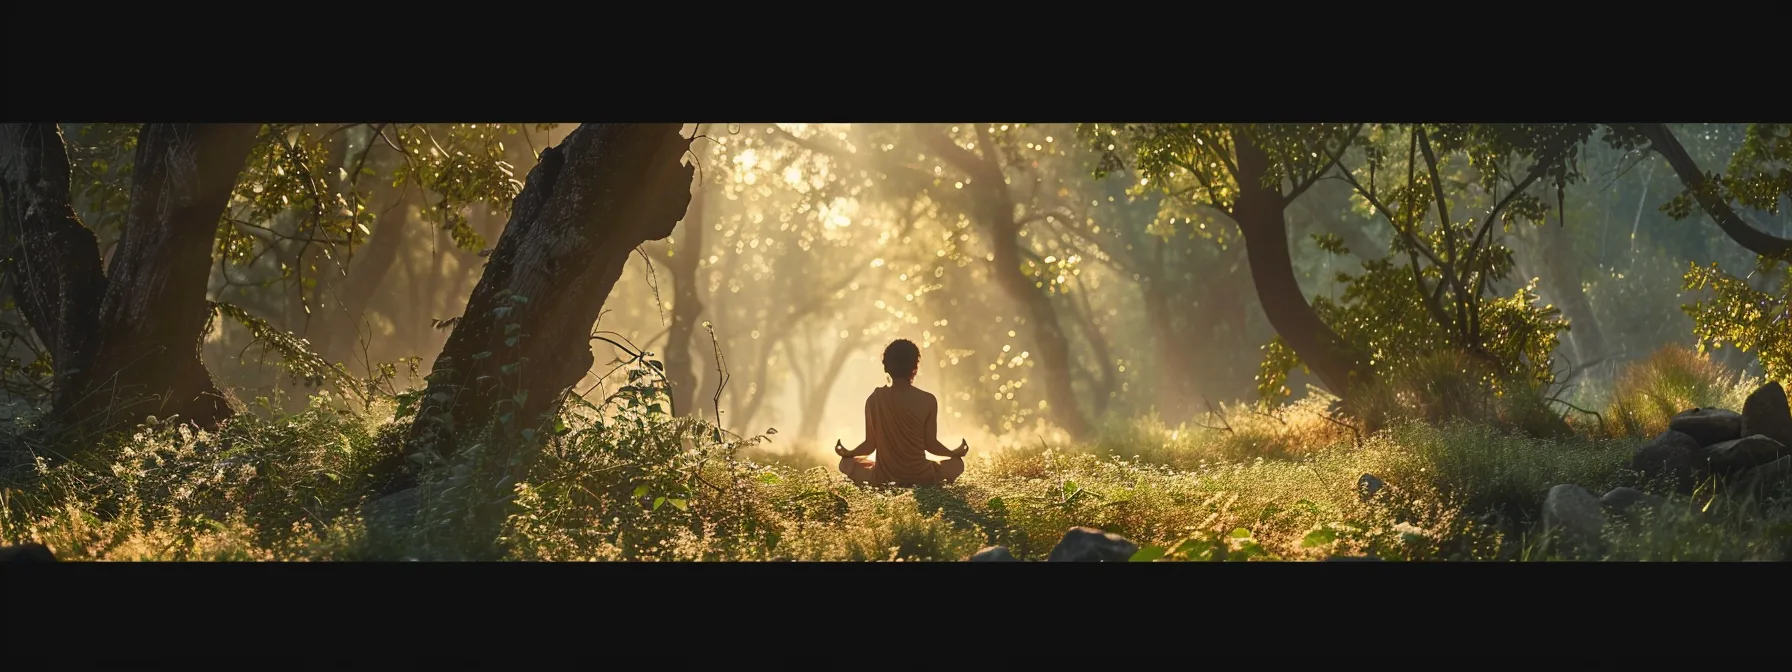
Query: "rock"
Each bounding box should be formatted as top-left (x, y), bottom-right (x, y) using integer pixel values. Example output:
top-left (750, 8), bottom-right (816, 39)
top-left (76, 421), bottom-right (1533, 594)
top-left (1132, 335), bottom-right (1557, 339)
top-left (1668, 408), bottom-right (1744, 446)
top-left (969, 545), bottom-right (1018, 562)
top-left (1046, 527), bottom-right (1139, 562)
top-left (1630, 431), bottom-right (1700, 491)
top-left (1542, 484), bottom-right (1605, 555)
top-left (363, 487), bottom-right (421, 533)
top-left (1357, 473), bottom-right (1386, 502)
top-left (1742, 382), bottom-right (1792, 449)
top-left (1735, 456), bottom-right (1792, 500)
top-left (1599, 487), bottom-right (1665, 514)
top-left (1701, 435), bottom-right (1788, 476)
top-left (0, 542), bottom-right (56, 562)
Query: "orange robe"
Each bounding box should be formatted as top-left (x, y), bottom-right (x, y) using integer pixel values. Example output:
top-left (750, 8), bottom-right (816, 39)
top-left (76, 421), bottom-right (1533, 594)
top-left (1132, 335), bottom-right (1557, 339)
top-left (841, 386), bottom-right (954, 486)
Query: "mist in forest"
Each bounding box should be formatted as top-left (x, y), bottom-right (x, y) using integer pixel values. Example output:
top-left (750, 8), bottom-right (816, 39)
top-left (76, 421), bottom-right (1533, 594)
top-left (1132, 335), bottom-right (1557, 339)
top-left (7, 123), bottom-right (1787, 468)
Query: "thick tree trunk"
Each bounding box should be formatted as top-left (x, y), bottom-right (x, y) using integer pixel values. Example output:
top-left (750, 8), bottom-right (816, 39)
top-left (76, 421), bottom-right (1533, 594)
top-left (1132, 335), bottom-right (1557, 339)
top-left (664, 188), bottom-right (705, 416)
top-left (1636, 123), bottom-right (1792, 259)
top-left (1231, 134), bottom-right (1373, 399)
top-left (78, 124), bottom-right (260, 430)
top-left (4, 123), bottom-right (257, 436)
top-left (0, 124), bottom-right (108, 415)
top-left (389, 124), bottom-right (693, 492)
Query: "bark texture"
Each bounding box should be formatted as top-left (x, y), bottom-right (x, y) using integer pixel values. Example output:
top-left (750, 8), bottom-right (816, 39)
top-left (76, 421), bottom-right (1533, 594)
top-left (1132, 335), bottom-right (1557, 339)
top-left (1231, 133), bottom-right (1372, 398)
top-left (0, 124), bottom-right (107, 414)
top-left (3, 123), bottom-right (257, 437)
top-left (77, 124), bottom-right (260, 429)
top-left (393, 124), bottom-right (694, 490)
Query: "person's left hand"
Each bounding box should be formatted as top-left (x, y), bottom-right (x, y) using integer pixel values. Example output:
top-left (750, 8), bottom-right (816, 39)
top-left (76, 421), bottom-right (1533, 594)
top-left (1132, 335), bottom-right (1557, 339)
top-left (951, 439), bottom-right (970, 458)
top-left (834, 439), bottom-right (850, 458)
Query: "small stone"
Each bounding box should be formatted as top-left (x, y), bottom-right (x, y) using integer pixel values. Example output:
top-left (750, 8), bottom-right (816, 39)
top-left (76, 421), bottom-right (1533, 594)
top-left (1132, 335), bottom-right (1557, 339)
top-left (1542, 484), bottom-right (1605, 556)
top-left (1357, 473), bottom-right (1386, 502)
top-left (1741, 382), bottom-right (1792, 449)
top-left (1701, 435), bottom-right (1788, 476)
top-left (1630, 431), bottom-right (1699, 492)
top-left (1668, 408), bottom-right (1744, 446)
top-left (1047, 527), bottom-right (1139, 562)
top-left (1599, 487), bottom-right (1665, 514)
top-left (969, 546), bottom-right (1017, 562)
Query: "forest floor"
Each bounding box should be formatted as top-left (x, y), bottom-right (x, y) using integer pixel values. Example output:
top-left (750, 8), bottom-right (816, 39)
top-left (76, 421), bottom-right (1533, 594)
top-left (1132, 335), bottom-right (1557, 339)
top-left (5, 368), bottom-right (1789, 562)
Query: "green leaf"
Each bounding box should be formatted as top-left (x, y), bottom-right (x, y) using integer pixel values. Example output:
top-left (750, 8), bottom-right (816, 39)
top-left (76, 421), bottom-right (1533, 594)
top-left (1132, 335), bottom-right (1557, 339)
top-left (1130, 546), bottom-right (1166, 562)
top-left (633, 484), bottom-right (649, 498)
top-left (513, 390), bottom-right (530, 406)
top-left (520, 428), bottom-right (537, 441)
top-left (504, 323), bottom-right (522, 334)
top-left (1062, 480), bottom-right (1081, 499)
top-left (505, 336), bottom-right (520, 347)
top-left (652, 497), bottom-right (666, 510)
top-left (1229, 528), bottom-right (1252, 539)
top-left (1302, 528), bottom-right (1338, 548)
top-left (471, 351), bottom-right (492, 360)
top-left (668, 498), bottom-right (688, 512)
top-left (986, 496), bottom-right (1006, 511)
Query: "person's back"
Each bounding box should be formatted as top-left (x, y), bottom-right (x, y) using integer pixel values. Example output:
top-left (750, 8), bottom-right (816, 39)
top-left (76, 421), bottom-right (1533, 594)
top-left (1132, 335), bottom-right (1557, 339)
top-left (836, 339), bottom-right (969, 486)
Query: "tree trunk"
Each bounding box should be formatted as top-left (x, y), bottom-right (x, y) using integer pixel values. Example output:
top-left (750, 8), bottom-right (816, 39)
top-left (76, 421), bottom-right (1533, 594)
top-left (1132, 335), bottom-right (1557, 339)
top-left (918, 127), bottom-right (1092, 438)
top-left (665, 187), bottom-right (705, 416)
top-left (1141, 278), bottom-right (1193, 421)
top-left (389, 124), bottom-right (694, 493)
top-left (1231, 133), bottom-right (1373, 399)
top-left (1636, 123), bottom-right (1792, 259)
top-left (3, 123), bottom-right (257, 437)
top-left (0, 124), bottom-right (108, 418)
top-left (796, 332), bottom-right (861, 442)
top-left (1066, 285), bottom-right (1115, 419)
top-left (1533, 221), bottom-right (1607, 367)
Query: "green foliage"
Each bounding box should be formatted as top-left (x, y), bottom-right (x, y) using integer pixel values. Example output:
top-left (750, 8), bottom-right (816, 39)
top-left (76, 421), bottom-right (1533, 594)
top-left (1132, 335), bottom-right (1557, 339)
top-left (61, 123), bottom-right (138, 241)
top-left (1682, 260), bottom-right (1792, 383)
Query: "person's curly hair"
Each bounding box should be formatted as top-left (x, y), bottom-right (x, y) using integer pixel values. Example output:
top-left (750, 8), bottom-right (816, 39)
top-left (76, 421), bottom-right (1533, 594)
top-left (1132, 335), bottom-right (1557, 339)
top-left (882, 339), bottom-right (921, 381)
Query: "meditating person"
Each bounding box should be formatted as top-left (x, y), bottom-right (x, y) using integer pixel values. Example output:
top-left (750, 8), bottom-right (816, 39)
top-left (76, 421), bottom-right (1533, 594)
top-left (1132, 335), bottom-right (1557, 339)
top-left (835, 338), bottom-right (970, 486)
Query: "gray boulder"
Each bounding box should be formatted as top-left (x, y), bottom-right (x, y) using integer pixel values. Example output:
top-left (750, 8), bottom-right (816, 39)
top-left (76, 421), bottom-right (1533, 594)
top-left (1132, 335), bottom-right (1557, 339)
top-left (1701, 435), bottom-right (1787, 476)
top-left (1742, 382), bottom-right (1792, 450)
top-left (1599, 487), bottom-right (1665, 515)
top-left (1630, 431), bottom-right (1700, 491)
top-left (1669, 408), bottom-right (1744, 446)
top-left (1735, 456), bottom-right (1792, 500)
top-left (1046, 527), bottom-right (1139, 562)
top-left (1357, 473), bottom-right (1386, 502)
top-left (969, 545), bottom-right (1018, 562)
top-left (1542, 484), bottom-right (1605, 556)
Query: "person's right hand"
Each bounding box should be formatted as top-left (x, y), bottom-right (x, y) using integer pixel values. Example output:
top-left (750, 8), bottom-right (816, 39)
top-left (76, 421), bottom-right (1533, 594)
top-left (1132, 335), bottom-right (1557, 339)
top-left (834, 439), bottom-right (850, 458)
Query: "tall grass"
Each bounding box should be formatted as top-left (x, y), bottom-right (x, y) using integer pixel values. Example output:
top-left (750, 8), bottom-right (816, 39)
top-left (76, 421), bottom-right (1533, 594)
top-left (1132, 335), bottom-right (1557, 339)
top-left (2, 346), bottom-right (1785, 561)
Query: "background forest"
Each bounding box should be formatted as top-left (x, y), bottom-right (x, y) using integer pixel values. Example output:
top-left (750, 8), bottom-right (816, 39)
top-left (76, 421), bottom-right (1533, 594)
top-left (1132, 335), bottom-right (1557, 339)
top-left (1, 122), bottom-right (1788, 561)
